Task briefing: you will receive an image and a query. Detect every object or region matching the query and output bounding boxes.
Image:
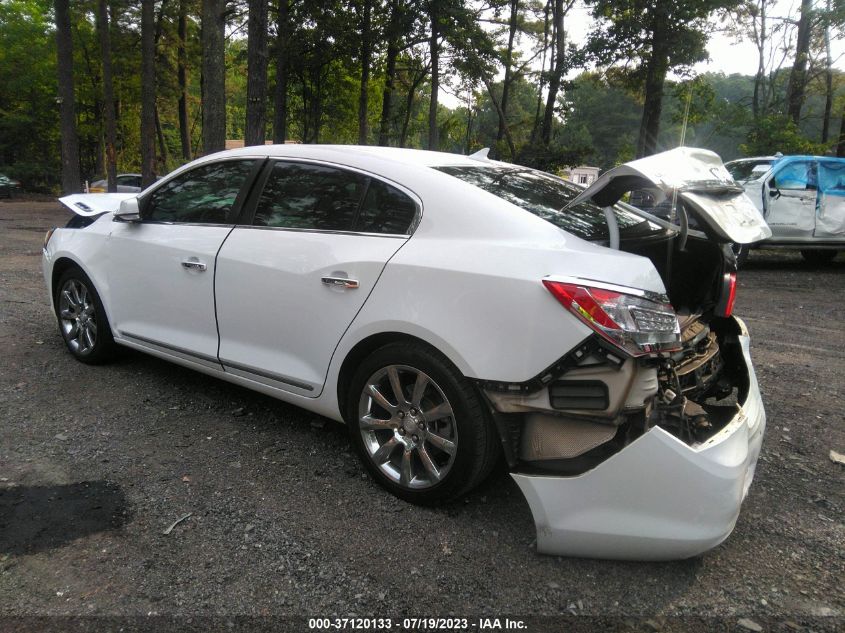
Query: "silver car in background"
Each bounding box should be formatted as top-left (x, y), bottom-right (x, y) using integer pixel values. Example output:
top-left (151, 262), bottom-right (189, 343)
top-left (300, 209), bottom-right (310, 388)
top-left (728, 155), bottom-right (844, 265)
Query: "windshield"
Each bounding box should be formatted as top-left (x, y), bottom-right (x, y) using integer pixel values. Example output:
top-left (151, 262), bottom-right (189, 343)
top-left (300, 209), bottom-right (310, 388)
top-left (726, 159), bottom-right (772, 181)
top-left (435, 165), bottom-right (662, 242)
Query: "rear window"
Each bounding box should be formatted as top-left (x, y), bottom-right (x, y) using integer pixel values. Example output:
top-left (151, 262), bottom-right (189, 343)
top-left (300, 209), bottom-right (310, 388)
top-left (435, 165), bottom-right (660, 242)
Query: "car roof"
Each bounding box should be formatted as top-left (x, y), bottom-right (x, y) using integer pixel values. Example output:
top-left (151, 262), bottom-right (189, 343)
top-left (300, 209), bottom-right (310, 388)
top-left (203, 144), bottom-right (483, 169)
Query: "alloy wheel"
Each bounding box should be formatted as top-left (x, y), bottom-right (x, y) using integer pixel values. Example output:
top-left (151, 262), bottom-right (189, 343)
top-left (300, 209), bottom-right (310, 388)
top-left (358, 365), bottom-right (458, 490)
top-left (58, 278), bottom-right (98, 355)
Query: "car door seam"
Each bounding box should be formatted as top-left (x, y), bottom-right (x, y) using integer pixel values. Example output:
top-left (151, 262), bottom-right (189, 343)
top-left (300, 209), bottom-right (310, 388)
top-left (213, 225), bottom-right (239, 364)
top-left (316, 236), bottom-right (413, 399)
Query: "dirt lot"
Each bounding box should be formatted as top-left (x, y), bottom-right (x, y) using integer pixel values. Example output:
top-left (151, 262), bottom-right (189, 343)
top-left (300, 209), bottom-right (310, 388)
top-left (1, 200), bottom-right (843, 630)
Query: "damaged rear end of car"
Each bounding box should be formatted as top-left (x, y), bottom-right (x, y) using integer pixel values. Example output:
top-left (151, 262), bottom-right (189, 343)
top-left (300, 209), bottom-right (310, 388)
top-left (460, 148), bottom-right (770, 560)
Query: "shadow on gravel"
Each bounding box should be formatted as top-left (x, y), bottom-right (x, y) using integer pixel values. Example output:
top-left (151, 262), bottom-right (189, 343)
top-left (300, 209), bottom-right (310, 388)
top-left (0, 481), bottom-right (129, 555)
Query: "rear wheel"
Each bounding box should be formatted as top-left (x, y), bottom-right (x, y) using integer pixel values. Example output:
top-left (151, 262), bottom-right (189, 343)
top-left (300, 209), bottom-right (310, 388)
top-left (55, 267), bottom-right (117, 364)
top-left (800, 250), bottom-right (837, 265)
top-left (346, 342), bottom-right (499, 505)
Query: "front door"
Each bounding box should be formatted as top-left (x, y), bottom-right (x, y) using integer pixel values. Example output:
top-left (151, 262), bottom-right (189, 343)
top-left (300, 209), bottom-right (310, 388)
top-left (106, 159), bottom-right (257, 364)
top-left (215, 160), bottom-right (419, 395)
top-left (763, 159), bottom-right (818, 241)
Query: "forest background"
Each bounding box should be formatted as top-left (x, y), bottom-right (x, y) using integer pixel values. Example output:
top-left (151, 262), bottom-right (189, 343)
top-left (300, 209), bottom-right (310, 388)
top-left (2, 0), bottom-right (844, 193)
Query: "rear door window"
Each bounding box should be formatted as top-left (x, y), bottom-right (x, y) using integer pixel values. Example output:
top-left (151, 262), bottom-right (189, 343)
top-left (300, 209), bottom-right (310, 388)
top-left (254, 162), bottom-right (366, 231)
top-left (355, 179), bottom-right (417, 234)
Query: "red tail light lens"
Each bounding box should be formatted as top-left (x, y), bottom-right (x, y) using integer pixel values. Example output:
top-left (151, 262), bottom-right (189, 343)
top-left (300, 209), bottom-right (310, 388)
top-left (543, 278), bottom-right (681, 357)
top-left (716, 272), bottom-right (737, 318)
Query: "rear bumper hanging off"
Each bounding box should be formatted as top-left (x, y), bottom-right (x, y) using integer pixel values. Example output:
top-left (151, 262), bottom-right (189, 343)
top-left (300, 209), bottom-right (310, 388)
top-left (511, 316), bottom-right (765, 560)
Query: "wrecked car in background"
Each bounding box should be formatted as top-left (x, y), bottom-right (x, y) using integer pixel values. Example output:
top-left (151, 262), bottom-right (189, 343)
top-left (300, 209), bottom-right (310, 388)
top-left (732, 155), bottom-right (844, 264)
top-left (43, 144), bottom-right (768, 560)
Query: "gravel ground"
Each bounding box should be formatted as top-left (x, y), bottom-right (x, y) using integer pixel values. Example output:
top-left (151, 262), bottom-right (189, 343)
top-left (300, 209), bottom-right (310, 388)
top-left (0, 200), bottom-right (843, 630)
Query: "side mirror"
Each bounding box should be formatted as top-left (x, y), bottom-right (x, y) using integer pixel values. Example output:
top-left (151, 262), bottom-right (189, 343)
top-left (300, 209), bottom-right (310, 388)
top-left (114, 197), bottom-right (141, 222)
top-left (768, 188), bottom-right (781, 200)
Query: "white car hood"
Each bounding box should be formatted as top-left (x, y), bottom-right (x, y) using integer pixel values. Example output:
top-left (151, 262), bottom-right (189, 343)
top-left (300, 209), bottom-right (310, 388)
top-left (569, 147), bottom-right (772, 244)
top-left (58, 193), bottom-right (135, 217)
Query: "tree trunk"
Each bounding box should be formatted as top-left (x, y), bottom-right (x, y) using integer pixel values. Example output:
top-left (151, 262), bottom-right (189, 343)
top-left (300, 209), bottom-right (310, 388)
top-left (202, 0), bottom-right (227, 154)
top-left (245, 0), bottom-right (269, 146)
top-left (400, 68), bottom-right (426, 148)
top-left (752, 0), bottom-right (766, 119)
top-left (636, 17), bottom-right (670, 158)
top-left (496, 0), bottom-right (519, 149)
top-left (786, 0), bottom-right (813, 125)
top-left (541, 0), bottom-right (564, 145)
top-left (141, 0), bottom-right (157, 185)
top-left (822, 0), bottom-right (833, 143)
top-left (484, 79), bottom-right (516, 159)
top-left (97, 0), bottom-right (117, 192)
top-left (155, 105), bottom-right (170, 167)
top-left (427, 10), bottom-right (440, 150)
top-left (378, 0), bottom-right (400, 146)
top-left (530, 0), bottom-right (551, 145)
top-left (273, 0), bottom-right (289, 143)
top-left (636, 60), bottom-right (668, 157)
top-left (54, 0), bottom-right (81, 194)
top-left (358, 0), bottom-right (372, 144)
top-left (178, 0), bottom-right (191, 160)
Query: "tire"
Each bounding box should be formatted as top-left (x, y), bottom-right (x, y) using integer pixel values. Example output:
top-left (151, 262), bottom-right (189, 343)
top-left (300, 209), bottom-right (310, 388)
top-left (54, 267), bottom-right (117, 364)
top-left (800, 250), bottom-right (837, 265)
top-left (346, 341), bottom-right (500, 505)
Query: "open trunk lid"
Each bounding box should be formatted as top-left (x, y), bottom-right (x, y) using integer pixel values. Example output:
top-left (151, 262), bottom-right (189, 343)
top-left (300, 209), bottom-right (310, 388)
top-left (58, 193), bottom-right (135, 217)
top-left (569, 147), bottom-right (772, 244)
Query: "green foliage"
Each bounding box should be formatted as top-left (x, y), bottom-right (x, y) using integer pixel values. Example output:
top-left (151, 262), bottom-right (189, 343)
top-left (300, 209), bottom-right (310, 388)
top-left (0, 0), bottom-right (60, 191)
top-left (740, 114), bottom-right (828, 156)
top-left (585, 0), bottom-right (738, 79)
top-left (1, 0), bottom-right (842, 190)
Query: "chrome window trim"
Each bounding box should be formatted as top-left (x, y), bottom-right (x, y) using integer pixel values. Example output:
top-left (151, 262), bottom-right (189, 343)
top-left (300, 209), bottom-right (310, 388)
top-left (129, 221), bottom-right (237, 229)
top-left (232, 224), bottom-right (410, 239)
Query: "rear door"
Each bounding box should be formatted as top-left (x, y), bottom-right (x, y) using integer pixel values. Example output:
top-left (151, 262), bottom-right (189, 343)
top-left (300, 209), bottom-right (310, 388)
top-left (106, 159), bottom-right (258, 365)
top-left (762, 159), bottom-right (817, 240)
top-left (815, 159), bottom-right (845, 239)
top-left (215, 160), bottom-right (419, 395)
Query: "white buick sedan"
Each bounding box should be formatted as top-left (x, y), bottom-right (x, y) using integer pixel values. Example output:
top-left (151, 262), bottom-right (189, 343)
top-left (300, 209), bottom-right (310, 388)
top-left (44, 145), bottom-right (769, 560)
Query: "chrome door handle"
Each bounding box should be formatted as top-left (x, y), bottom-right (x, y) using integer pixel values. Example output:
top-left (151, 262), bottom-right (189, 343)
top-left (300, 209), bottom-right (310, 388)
top-left (181, 259), bottom-right (207, 271)
top-left (321, 276), bottom-right (359, 289)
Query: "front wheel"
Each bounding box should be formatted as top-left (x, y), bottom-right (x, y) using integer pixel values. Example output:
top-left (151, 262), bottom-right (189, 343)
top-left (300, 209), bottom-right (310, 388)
top-left (346, 342), bottom-right (499, 505)
top-left (55, 267), bottom-right (117, 364)
top-left (800, 250), bottom-right (837, 265)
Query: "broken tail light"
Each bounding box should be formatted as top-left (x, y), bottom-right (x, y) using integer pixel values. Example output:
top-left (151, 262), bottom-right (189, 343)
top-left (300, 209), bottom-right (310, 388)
top-left (715, 272), bottom-right (737, 318)
top-left (543, 278), bottom-right (682, 357)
